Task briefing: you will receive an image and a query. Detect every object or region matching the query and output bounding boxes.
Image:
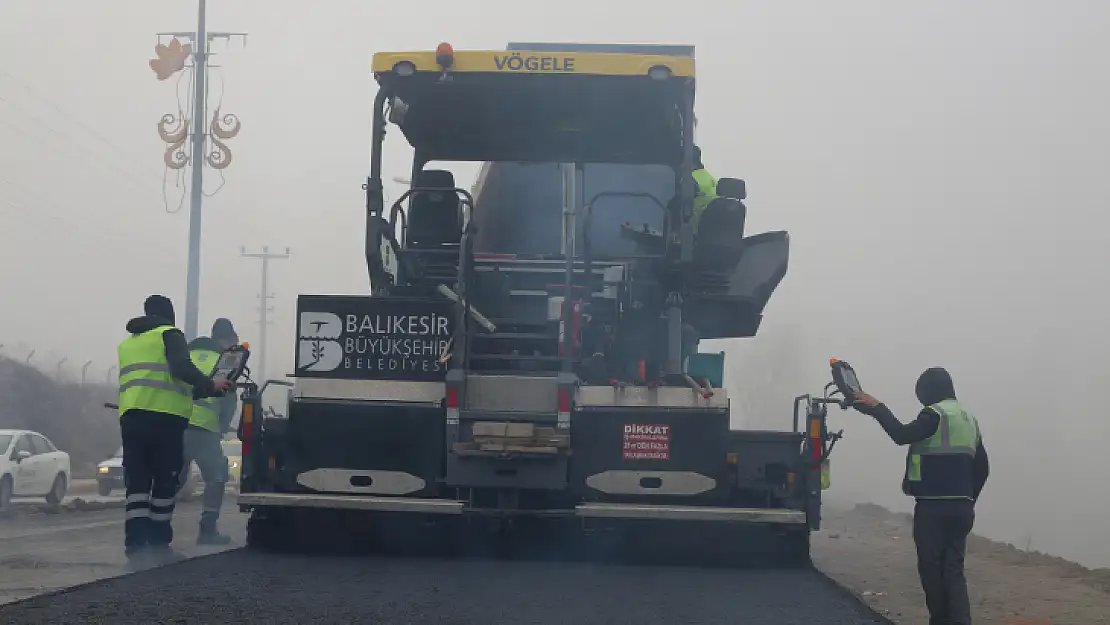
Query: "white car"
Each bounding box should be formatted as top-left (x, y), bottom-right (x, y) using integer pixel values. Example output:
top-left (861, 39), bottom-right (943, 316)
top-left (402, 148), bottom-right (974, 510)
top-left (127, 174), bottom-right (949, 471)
top-left (0, 429), bottom-right (71, 508)
top-left (96, 446), bottom-right (202, 500)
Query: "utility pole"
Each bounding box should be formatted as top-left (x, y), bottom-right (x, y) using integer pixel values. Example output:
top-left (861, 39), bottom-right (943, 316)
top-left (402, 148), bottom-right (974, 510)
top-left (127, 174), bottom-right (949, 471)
top-left (183, 0), bottom-right (208, 341)
top-left (151, 2), bottom-right (246, 339)
top-left (240, 246), bottom-right (290, 382)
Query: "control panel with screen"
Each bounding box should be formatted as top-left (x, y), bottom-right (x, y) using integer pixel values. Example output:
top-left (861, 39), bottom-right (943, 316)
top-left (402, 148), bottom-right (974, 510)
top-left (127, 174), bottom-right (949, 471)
top-left (212, 344), bottom-right (250, 384)
top-left (829, 358), bottom-right (863, 403)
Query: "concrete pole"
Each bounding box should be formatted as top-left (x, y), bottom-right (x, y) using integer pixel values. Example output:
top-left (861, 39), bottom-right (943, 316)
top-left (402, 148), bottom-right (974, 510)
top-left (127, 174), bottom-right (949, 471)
top-left (183, 0), bottom-right (208, 340)
top-left (260, 246), bottom-right (269, 382)
top-left (241, 246), bottom-right (290, 382)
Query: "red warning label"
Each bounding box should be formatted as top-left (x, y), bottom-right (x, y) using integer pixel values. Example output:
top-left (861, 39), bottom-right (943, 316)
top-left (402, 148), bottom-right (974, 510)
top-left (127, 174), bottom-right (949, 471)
top-left (622, 423), bottom-right (671, 461)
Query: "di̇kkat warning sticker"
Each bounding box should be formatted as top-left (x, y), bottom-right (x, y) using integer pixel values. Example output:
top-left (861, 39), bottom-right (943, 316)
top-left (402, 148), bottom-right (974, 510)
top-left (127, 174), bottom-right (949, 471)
top-left (622, 423), bottom-right (670, 461)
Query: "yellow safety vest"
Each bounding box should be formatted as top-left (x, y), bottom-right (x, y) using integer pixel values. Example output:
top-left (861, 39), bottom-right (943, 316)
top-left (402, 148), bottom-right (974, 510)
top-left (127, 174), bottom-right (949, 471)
top-left (691, 168), bottom-right (718, 233)
top-left (904, 399), bottom-right (981, 500)
top-left (117, 326), bottom-right (193, 419)
top-left (188, 347), bottom-right (221, 432)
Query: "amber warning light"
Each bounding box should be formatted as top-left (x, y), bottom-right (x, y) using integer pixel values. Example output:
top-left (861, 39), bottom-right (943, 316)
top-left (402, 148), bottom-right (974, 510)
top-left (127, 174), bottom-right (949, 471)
top-left (241, 342), bottom-right (250, 350)
top-left (436, 42), bottom-right (454, 69)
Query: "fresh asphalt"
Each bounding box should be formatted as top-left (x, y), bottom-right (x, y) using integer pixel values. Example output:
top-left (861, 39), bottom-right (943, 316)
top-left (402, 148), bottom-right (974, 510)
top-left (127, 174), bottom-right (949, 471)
top-left (0, 510), bottom-right (892, 625)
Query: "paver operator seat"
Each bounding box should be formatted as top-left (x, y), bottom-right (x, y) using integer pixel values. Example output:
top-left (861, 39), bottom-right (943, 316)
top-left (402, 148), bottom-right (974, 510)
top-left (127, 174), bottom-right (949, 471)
top-left (407, 169), bottom-right (462, 250)
top-left (691, 177), bottom-right (749, 291)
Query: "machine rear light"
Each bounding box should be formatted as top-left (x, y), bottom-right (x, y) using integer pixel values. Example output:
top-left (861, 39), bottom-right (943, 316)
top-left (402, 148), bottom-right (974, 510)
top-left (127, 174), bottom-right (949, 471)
top-left (446, 386), bottom-right (460, 425)
top-left (648, 65), bottom-right (672, 80)
top-left (557, 388), bottom-right (571, 430)
top-left (241, 402), bottom-right (254, 456)
top-left (808, 416), bottom-right (822, 461)
top-left (242, 402), bottom-right (254, 435)
top-left (393, 60), bottom-right (416, 76)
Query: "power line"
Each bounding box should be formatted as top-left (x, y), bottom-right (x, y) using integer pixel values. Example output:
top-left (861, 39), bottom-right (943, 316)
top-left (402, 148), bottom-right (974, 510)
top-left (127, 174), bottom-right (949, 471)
top-left (0, 114), bottom-right (163, 200)
top-left (0, 67), bottom-right (162, 172)
top-left (0, 69), bottom-right (192, 214)
top-left (240, 246), bottom-right (290, 383)
top-left (0, 175), bottom-right (180, 273)
top-left (0, 93), bottom-right (166, 184)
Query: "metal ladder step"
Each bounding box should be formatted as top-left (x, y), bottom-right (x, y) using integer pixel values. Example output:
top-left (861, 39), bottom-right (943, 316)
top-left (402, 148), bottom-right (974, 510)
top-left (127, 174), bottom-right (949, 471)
top-left (473, 332), bottom-right (554, 341)
top-left (468, 354), bottom-right (565, 363)
top-left (487, 318), bottom-right (551, 329)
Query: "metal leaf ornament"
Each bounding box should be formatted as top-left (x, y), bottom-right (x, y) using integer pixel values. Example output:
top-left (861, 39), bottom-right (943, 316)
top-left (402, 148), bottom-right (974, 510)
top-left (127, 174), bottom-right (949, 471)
top-left (206, 107), bottom-right (242, 170)
top-left (149, 38), bottom-right (191, 81)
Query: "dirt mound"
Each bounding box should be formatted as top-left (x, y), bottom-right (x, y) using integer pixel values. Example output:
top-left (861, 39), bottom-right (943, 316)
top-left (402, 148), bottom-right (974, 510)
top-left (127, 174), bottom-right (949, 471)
top-left (849, 502), bottom-right (1110, 596)
top-left (967, 533), bottom-right (1110, 594)
top-left (0, 356), bottom-right (118, 475)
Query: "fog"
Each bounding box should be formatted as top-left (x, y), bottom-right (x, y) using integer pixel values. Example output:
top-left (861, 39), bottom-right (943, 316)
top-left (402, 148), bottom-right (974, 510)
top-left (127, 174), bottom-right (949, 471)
top-left (1, 1), bottom-right (1106, 567)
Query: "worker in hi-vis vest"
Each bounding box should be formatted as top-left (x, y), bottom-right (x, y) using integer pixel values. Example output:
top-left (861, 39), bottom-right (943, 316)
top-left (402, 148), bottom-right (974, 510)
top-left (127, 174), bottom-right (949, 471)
top-left (178, 318), bottom-right (240, 545)
top-left (690, 145), bottom-right (718, 235)
top-left (117, 295), bottom-right (232, 562)
top-left (851, 367), bottom-right (990, 625)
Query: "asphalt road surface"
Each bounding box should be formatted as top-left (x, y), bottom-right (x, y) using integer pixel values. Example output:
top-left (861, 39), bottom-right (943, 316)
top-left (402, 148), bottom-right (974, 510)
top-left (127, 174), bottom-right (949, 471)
top-left (0, 509), bottom-right (891, 625)
top-left (0, 499), bottom-right (245, 604)
top-left (8, 478), bottom-right (204, 508)
top-left (9, 493), bottom-right (124, 507)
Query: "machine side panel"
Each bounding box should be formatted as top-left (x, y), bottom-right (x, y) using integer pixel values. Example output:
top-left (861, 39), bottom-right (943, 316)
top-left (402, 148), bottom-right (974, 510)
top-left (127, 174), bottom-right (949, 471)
top-left (281, 398), bottom-right (445, 498)
top-left (568, 405), bottom-right (732, 506)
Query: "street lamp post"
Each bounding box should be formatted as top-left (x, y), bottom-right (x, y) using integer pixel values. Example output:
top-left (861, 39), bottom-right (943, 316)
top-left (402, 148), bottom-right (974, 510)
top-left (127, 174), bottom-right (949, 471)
top-left (150, 1), bottom-right (246, 339)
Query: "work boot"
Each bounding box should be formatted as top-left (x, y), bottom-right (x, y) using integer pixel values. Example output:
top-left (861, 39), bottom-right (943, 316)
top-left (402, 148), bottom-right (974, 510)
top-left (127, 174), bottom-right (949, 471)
top-left (146, 544), bottom-right (187, 565)
top-left (125, 547), bottom-right (152, 571)
top-left (197, 527), bottom-right (232, 546)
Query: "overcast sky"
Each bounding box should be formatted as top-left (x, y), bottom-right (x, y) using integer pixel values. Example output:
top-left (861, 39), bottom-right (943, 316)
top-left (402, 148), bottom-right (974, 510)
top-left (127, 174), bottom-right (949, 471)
top-left (1, 0), bottom-right (1107, 567)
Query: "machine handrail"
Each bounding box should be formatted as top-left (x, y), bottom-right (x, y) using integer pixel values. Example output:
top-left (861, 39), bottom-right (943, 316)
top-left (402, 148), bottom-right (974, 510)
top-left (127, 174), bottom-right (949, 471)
top-left (387, 186), bottom-right (475, 250)
top-left (581, 191), bottom-right (669, 305)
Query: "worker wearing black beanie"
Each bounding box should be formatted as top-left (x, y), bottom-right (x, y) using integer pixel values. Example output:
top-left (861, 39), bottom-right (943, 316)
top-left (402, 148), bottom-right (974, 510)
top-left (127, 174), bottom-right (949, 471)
top-left (117, 295), bottom-right (233, 563)
top-left (211, 317), bottom-right (239, 343)
top-left (850, 369), bottom-right (990, 625)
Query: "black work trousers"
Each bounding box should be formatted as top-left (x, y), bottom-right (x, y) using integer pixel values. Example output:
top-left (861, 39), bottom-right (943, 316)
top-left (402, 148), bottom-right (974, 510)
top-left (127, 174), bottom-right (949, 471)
top-left (913, 499), bottom-right (976, 625)
top-left (120, 410), bottom-right (188, 551)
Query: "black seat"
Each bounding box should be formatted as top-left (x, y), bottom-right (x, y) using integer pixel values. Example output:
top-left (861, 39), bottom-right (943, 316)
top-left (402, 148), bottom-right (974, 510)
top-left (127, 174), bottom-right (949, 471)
top-left (693, 196), bottom-right (747, 273)
top-left (407, 169), bottom-right (462, 250)
top-left (685, 230), bottom-right (790, 339)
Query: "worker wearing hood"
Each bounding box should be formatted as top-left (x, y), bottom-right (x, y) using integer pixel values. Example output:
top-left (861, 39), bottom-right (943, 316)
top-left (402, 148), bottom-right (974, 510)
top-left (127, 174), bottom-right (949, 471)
top-left (178, 317), bottom-right (241, 546)
top-left (851, 367), bottom-right (989, 625)
top-left (117, 295), bottom-right (233, 563)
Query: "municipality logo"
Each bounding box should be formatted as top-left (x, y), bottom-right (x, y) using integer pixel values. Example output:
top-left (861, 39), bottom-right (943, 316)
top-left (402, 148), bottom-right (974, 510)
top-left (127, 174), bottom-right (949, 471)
top-left (297, 312), bottom-right (343, 372)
